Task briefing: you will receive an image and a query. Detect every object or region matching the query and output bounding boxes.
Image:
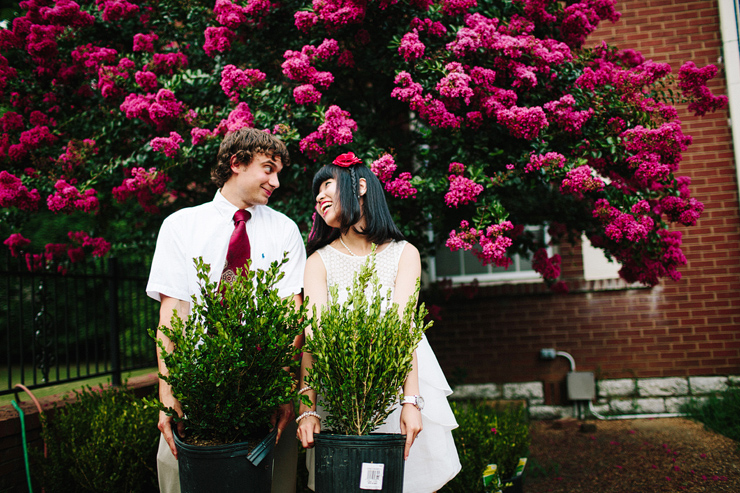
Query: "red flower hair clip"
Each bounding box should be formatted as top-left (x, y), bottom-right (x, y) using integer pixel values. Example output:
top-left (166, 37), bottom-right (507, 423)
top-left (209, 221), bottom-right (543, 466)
top-left (333, 152), bottom-right (362, 167)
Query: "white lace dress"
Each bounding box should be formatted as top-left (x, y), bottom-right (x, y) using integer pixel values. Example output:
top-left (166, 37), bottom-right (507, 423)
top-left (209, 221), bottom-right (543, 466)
top-left (306, 240), bottom-right (461, 493)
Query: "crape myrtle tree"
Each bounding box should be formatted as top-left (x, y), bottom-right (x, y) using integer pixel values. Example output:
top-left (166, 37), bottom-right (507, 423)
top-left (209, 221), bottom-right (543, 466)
top-left (0, 0), bottom-right (727, 288)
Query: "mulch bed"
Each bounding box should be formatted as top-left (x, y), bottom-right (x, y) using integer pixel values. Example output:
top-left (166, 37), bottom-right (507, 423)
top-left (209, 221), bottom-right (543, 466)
top-left (525, 417), bottom-right (740, 492)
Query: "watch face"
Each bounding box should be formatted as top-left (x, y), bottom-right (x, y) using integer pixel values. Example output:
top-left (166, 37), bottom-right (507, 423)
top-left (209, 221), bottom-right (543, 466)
top-left (416, 395), bottom-right (425, 410)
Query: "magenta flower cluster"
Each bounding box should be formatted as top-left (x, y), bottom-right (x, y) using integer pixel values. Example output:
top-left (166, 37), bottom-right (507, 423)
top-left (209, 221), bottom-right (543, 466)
top-left (97, 0), bottom-right (140, 23)
top-left (532, 248), bottom-right (561, 280)
top-left (0, 171), bottom-right (41, 211)
top-left (47, 179), bottom-right (99, 214)
top-left (120, 88), bottom-right (185, 130)
top-left (57, 139), bottom-right (98, 175)
top-left (446, 220), bottom-right (514, 268)
top-left (113, 167), bottom-right (171, 214)
top-left (150, 131), bottom-right (185, 158)
top-left (445, 175), bottom-right (484, 207)
top-left (560, 165), bottom-right (605, 198)
top-left (23, 230), bottom-right (111, 273)
top-left (220, 64), bottom-right (267, 102)
top-left (4, 233), bottom-right (31, 257)
top-left (385, 173), bottom-right (418, 199)
top-left (299, 105), bottom-right (357, 159)
top-left (621, 122), bottom-right (691, 188)
top-left (146, 52), bottom-right (188, 76)
top-left (544, 94), bottom-right (594, 134)
top-left (217, 102), bottom-right (255, 134)
top-left (294, 0), bottom-right (367, 33)
top-left (370, 154), bottom-right (398, 183)
top-left (133, 32), bottom-right (158, 53)
top-left (399, 31), bottom-right (425, 62)
top-left (523, 152), bottom-right (566, 174)
top-left (204, 27), bottom-right (235, 57)
top-left (369, 154), bottom-right (418, 199)
top-left (678, 61), bottom-right (729, 116)
top-left (594, 198), bottom-right (654, 244)
top-left (560, 0), bottom-right (620, 48)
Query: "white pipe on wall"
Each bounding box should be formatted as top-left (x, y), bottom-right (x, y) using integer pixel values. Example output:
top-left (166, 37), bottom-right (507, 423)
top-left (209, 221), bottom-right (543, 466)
top-left (588, 401), bottom-right (687, 421)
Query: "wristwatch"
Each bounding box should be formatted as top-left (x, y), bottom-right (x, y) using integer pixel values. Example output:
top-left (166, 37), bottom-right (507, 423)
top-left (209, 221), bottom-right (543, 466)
top-left (401, 395), bottom-right (425, 411)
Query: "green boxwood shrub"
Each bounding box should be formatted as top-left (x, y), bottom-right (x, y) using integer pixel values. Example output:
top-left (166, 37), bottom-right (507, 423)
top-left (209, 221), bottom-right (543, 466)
top-left (33, 384), bottom-right (159, 493)
top-left (442, 401), bottom-right (530, 493)
top-left (683, 387), bottom-right (740, 446)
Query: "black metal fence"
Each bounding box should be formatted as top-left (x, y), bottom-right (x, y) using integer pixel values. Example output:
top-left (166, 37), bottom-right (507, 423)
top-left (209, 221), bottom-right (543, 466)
top-left (1, 251), bottom-right (158, 396)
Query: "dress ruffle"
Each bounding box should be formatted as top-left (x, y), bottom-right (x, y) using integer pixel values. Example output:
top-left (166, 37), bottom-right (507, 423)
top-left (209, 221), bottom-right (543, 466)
top-left (373, 335), bottom-right (461, 493)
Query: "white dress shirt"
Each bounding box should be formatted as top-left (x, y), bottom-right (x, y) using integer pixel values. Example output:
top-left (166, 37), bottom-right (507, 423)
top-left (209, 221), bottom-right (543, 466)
top-left (146, 190), bottom-right (306, 303)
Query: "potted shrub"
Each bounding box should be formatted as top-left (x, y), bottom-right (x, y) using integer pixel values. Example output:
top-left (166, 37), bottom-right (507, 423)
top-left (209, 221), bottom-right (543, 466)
top-left (302, 251), bottom-right (431, 492)
top-left (151, 256), bottom-right (306, 493)
top-left (445, 401), bottom-right (530, 493)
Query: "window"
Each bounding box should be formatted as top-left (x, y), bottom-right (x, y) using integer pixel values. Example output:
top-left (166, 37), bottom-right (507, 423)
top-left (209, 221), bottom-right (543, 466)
top-left (429, 225), bottom-right (548, 284)
top-left (581, 234), bottom-right (621, 281)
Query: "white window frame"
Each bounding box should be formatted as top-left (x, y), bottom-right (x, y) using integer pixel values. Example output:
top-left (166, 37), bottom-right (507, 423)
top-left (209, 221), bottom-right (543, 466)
top-left (719, 0), bottom-right (740, 200)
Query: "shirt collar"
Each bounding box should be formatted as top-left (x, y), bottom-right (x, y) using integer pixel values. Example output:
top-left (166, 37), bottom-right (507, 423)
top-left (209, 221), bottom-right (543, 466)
top-left (214, 190), bottom-right (257, 219)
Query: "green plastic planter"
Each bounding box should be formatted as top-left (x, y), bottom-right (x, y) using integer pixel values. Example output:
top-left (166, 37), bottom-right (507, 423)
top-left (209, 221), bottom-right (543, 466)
top-left (174, 428), bottom-right (274, 493)
top-left (314, 433), bottom-right (406, 492)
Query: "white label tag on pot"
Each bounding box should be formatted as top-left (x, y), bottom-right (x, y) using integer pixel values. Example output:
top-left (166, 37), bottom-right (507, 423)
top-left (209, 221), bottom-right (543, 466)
top-left (359, 462), bottom-right (384, 490)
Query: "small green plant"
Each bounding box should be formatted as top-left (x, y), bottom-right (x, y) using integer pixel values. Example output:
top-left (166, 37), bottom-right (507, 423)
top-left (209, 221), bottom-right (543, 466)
top-left (33, 384), bottom-right (159, 493)
top-left (151, 255), bottom-right (307, 445)
top-left (443, 401), bottom-right (530, 493)
top-left (526, 456), bottom-right (561, 480)
top-left (682, 387), bottom-right (740, 446)
top-left (304, 250), bottom-right (430, 435)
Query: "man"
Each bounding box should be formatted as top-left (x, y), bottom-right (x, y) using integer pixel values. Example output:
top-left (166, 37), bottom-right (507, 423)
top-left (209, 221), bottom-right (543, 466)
top-left (146, 128), bottom-right (306, 493)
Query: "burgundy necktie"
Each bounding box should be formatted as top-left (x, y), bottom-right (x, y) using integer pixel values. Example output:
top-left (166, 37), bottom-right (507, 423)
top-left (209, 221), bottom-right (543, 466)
top-left (221, 209), bottom-right (251, 284)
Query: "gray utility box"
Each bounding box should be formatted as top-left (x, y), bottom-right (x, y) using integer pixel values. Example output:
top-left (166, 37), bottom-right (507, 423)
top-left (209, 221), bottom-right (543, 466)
top-left (566, 371), bottom-right (596, 400)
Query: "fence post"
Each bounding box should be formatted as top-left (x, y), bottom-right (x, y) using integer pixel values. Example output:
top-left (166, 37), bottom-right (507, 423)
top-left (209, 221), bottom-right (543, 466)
top-left (108, 257), bottom-right (122, 386)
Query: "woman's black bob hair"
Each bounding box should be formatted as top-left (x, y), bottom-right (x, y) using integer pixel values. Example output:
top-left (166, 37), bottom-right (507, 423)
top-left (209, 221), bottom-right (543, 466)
top-left (306, 163), bottom-right (405, 257)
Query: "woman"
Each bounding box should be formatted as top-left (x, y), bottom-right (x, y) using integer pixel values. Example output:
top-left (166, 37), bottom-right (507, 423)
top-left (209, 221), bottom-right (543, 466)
top-left (296, 152), bottom-right (461, 492)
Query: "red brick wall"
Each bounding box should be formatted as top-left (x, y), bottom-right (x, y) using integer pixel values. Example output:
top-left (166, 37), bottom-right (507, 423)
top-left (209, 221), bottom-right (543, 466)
top-left (426, 0), bottom-right (740, 394)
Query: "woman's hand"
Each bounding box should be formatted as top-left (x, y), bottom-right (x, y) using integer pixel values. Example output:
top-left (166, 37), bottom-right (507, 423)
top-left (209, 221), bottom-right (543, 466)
top-left (399, 404), bottom-right (423, 460)
top-left (296, 414), bottom-right (321, 449)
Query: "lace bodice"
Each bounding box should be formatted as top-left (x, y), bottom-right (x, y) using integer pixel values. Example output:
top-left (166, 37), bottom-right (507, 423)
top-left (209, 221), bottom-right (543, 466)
top-left (316, 240), bottom-right (407, 310)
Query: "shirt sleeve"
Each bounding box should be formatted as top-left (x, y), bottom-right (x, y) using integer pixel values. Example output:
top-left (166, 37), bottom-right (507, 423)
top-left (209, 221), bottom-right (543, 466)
top-left (275, 220), bottom-right (307, 299)
top-left (146, 216), bottom-right (192, 303)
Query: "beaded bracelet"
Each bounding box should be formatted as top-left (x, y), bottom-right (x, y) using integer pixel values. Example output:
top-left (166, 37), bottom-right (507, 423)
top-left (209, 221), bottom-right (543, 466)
top-left (297, 386), bottom-right (312, 395)
top-left (296, 411), bottom-right (320, 424)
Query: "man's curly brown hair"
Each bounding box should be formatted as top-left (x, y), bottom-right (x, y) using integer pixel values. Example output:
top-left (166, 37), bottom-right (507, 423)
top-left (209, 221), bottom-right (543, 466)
top-left (211, 128), bottom-right (291, 188)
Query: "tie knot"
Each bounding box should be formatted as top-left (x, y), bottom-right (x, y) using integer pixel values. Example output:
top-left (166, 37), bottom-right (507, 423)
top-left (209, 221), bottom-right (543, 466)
top-left (234, 209), bottom-right (251, 224)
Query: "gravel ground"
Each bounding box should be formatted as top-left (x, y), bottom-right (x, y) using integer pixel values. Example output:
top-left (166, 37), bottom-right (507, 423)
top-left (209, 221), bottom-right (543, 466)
top-left (525, 418), bottom-right (740, 492)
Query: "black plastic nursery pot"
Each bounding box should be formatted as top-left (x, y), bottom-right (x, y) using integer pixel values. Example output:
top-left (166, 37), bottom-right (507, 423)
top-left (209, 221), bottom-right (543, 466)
top-left (314, 433), bottom-right (406, 493)
top-left (502, 474), bottom-right (524, 493)
top-left (173, 428), bottom-right (275, 493)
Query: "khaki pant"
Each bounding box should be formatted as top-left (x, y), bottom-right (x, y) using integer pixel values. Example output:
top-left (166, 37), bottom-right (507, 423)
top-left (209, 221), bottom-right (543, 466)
top-left (157, 421), bottom-right (298, 493)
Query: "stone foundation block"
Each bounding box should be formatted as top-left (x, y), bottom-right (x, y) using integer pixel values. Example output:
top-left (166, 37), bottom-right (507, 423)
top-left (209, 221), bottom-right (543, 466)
top-left (598, 378), bottom-right (636, 397)
top-left (665, 396), bottom-right (691, 413)
top-left (689, 376), bottom-right (728, 394)
top-left (638, 377), bottom-right (689, 397)
top-left (634, 398), bottom-right (666, 414)
top-left (610, 398), bottom-right (639, 414)
top-left (503, 381), bottom-right (543, 400)
top-left (450, 383), bottom-right (501, 400)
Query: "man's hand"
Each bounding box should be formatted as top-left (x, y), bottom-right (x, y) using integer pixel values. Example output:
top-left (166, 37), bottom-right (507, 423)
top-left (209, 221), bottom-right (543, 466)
top-left (158, 393), bottom-right (184, 458)
top-left (271, 402), bottom-right (295, 444)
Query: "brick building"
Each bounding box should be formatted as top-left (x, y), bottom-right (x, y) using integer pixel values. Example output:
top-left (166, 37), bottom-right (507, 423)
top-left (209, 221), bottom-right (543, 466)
top-left (426, 0), bottom-right (740, 416)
